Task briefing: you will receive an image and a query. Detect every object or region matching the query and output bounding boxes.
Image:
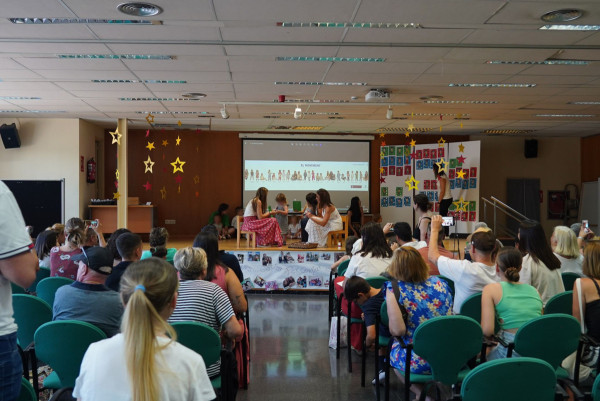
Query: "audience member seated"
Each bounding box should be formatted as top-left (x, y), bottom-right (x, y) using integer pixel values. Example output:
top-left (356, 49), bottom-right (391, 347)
top-left (571, 222), bottom-right (595, 253)
top-left (385, 246), bottom-right (453, 399)
top-left (518, 221), bottom-right (564, 306)
top-left (551, 225), bottom-right (583, 275)
top-left (428, 215), bottom-right (499, 314)
top-left (230, 206), bottom-right (244, 237)
top-left (347, 196), bottom-right (364, 238)
top-left (343, 222), bottom-right (394, 279)
top-left (73, 258), bottom-right (215, 401)
top-left (193, 232), bottom-right (247, 314)
top-left (83, 221), bottom-right (106, 248)
top-left (169, 247), bottom-right (243, 380)
top-left (35, 229), bottom-right (58, 269)
top-left (106, 233), bottom-right (143, 292)
top-left (53, 246), bottom-right (123, 337)
top-left (50, 217), bottom-right (85, 280)
top-left (481, 247), bottom-right (542, 360)
top-left (300, 192), bottom-right (318, 242)
top-left (199, 225), bottom-right (243, 281)
top-left (141, 227), bottom-right (177, 264)
top-left (51, 223), bottom-right (65, 245)
top-left (412, 193), bottom-right (433, 242)
top-left (384, 222), bottom-right (426, 250)
top-left (306, 188), bottom-right (343, 247)
top-left (209, 203), bottom-right (235, 238)
top-left (106, 228), bottom-right (132, 266)
top-left (330, 236), bottom-right (359, 273)
top-left (241, 187), bottom-right (283, 247)
top-left (418, 224), bottom-right (455, 276)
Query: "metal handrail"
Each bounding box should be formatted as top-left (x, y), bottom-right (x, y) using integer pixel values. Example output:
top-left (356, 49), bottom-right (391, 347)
top-left (489, 196), bottom-right (530, 221)
top-left (481, 196), bottom-right (534, 237)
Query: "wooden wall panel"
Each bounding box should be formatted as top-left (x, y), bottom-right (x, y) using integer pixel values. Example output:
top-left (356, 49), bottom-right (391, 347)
top-left (582, 134), bottom-right (600, 183)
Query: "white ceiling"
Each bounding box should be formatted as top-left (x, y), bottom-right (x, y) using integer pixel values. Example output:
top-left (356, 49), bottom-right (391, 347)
top-left (0, 0), bottom-right (599, 136)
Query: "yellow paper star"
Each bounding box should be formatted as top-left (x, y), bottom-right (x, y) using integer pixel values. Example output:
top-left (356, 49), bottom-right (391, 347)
top-left (452, 197), bottom-right (469, 212)
top-left (408, 123), bottom-right (415, 131)
top-left (405, 176), bottom-right (420, 191)
top-left (193, 175), bottom-right (200, 184)
top-left (146, 141), bottom-right (155, 151)
top-left (144, 156), bottom-right (155, 173)
top-left (109, 128), bottom-right (122, 145)
top-left (379, 133), bottom-right (385, 138)
top-left (458, 143), bottom-right (465, 153)
top-left (145, 113), bottom-right (155, 124)
top-left (410, 139), bottom-right (416, 147)
top-left (115, 169), bottom-right (119, 180)
top-left (177, 120), bottom-right (182, 127)
top-left (405, 131), bottom-right (410, 137)
top-left (160, 186), bottom-right (167, 200)
top-left (460, 122), bottom-right (463, 129)
top-left (113, 192), bottom-right (121, 200)
top-left (435, 158), bottom-right (448, 174)
top-left (457, 169), bottom-right (466, 179)
top-left (380, 151), bottom-right (385, 159)
top-left (380, 167), bottom-right (384, 174)
top-left (162, 140), bottom-right (168, 147)
top-left (170, 157), bottom-right (186, 173)
top-left (176, 136), bottom-right (181, 146)
top-left (438, 137), bottom-right (446, 145)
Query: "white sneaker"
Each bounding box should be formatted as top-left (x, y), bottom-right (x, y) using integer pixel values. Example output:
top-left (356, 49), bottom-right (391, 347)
top-left (371, 369), bottom-right (385, 385)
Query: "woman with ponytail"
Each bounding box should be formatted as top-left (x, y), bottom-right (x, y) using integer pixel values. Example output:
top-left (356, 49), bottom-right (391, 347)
top-left (481, 247), bottom-right (543, 360)
top-left (73, 258), bottom-right (215, 401)
top-left (49, 217), bottom-right (86, 279)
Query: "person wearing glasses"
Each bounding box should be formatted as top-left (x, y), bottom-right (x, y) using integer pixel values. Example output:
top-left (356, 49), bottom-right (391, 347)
top-left (52, 246), bottom-right (124, 337)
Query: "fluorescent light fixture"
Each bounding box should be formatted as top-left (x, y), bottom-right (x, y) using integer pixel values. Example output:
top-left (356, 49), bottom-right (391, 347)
top-left (0, 110), bottom-right (64, 113)
top-left (377, 127), bottom-right (433, 133)
top-left (92, 79), bottom-right (187, 83)
top-left (276, 56), bottom-right (385, 62)
top-left (535, 114), bottom-right (595, 117)
top-left (424, 100), bottom-right (498, 104)
top-left (292, 126), bottom-right (323, 130)
top-left (271, 111), bottom-right (340, 116)
top-left (386, 107), bottom-right (393, 120)
top-left (294, 106), bottom-right (302, 119)
top-left (449, 83), bottom-right (536, 88)
top-left (568, 101), bottom-right (600, 105)
top-left (119, 97), bottom-right (200, 101)
top-left (9, 17), bottom-right (161, 24)
top-left (275, 81), bottom-right (367, 86)
top-left (403, 113), bottom-right (469, 117)
top-left (486, 60), bottom-right (589, 65)
top-left (220, 106), bottom-right (229, 119)
top-left (58, 54), bottom-right (173, 60)
top-left (0, 96), bottom-right (40, 100)
top-left (134, 111), bottom-right (209, 115)
top-left (273, 99), bottom-right (352, 103)
top-left (277, 22), bottom-right (421, 29)
top-left (540, 25), bottom-right (600, 31)
top-left (482, 129), bottom-right (536, 134)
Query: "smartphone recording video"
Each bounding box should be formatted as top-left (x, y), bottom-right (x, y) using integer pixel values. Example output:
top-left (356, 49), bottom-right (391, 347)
top-left (442, 216), bottom-right (455, 227)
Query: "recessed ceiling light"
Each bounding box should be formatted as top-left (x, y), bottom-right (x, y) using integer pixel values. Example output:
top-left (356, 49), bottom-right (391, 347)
top-left (0, 110), bottom-right (64, 113)
top-left (449, 83), bottom-right (536, 88)
top-left (9, 17), bottom-right (161, 25)
top-left (274, 81), bottom-right (367, 86)
top-left (424, 100), bottom-right (498, 104)
top-left (59, 54), bottom-right (173, 60)
top-left (276, 22), bottom-right (422, 29)
top-left (276, 56), bottom-right (385, 62)
top-left (120, 97), bottom-right (201, 101)
top-left (540, 9), bottom-right (583, 23)
top-left (181, 93), bottom-right (207, 99)
top-left (568, 101), bottom-right (600, 105)
top-left (486, 60), bottom-right (589, 65)
top-left (482, 129), bottom-right (537, 134)
top-left (535, 114), bottom-right (595, 117)
top-left (117, 2), bottom-right (163, 17)
top-left (540, 25), bottom-right (600, 31)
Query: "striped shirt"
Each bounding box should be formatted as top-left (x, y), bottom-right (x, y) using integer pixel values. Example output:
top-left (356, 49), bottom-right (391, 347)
top-left (169, 279), bottom-right (235, 378)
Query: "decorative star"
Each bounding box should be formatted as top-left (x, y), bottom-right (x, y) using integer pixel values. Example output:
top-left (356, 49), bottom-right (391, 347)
top-left (195, 191), bottom-right (200, 198)
top-left (458, 143), bottom-right (465, 153)
top-left (452, 197), bottom-right (470, 212)
top-left (145, 129), bottom-right (150, 138)
top-left (114, 180), bottom-right (118, 189)
top-left (146, 141), bottom-right (155, 151)
top-left (170, 157), bottom-right (186, 173)
top-left (380, 151), bottom-right (385, 159)
top-left (162, 139), bottom-right (168, 147)
top-left (438, 137), bottom-right (446, 145)
top-left (115, 169), bottom-right (119, 180)
top-left (381, 141), bottom-right (386, 147)
top-left (109, 128), bottom-right (122, 145)
top-left (435, 158), bottom-right (449, 174)
top-left (176, 136), bottom-right (181, 146)
top-left (113, 192), bottom-right (121, 200)
top-left (410, 151), bottom-right (416, 159)
top-left (408, 123), bottom-right (415, 131)
top-left (457, 154), bottom-right (466, 164)
top-left (379, 133), bottom-right (385, 138)
top-left (410, 139), bottom-right (416, 147)
top-left (193, 175), bottom-right (200, 184)
top-left (460, 122), bottom-right (463, 129)
top-left (456, 169), bottom-right (466, 179)
top-left (177, 120), bottom-right (182, 127)
top-left (178, 185), bottom-right (181, 194)
top-left (145, 113), bottom-right (155, 124)
top-left (380, 167), bottom-right (385, 174)
top-left (143, 181), bottom-right (152, 191)
top-left (439, 126), bottom-right (443, 132)
top-left (380, 177), bottom-right (386, 183)
top-left (404, 131), bottom-right (410, 138)
top-left (174, 174), bottom-right (183, 184)
top-left (160, 186), bottom-right (167, 200)
top-left (405, 176), bottom-right (420, 191)
top-left (144, 156), bottom-right (155, 173)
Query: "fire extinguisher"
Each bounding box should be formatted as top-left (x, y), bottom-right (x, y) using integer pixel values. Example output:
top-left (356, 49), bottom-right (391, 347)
top-left (87, 158), bottom-right (96, 183)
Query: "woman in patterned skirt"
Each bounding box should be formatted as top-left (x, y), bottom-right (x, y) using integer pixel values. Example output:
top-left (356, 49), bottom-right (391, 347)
top-left (241, 187), bottom-right (283, 247)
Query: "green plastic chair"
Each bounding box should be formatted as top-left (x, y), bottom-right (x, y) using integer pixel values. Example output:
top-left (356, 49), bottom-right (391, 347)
top-left (437, 275), bottom-right (455, 298)
top-left (27, 266), bottom-right (51, 293)
top-left (11, 282), bottom-right (26, 294)
top-left (17, 377), bottom-right (36, 401)
top-left (34, 320), bottom-right (107, 389)
top-left (592, 372), bottom-right (600, 401)
top-left (328, 259), bottom-right (351, 322)
top-left (459, 292), bottom-right (482, 324)
top-left (36, 277), bottom-right (73, 308)
top-left (562, 272), bottom-right (580, 291)
top-left (337, 259), bottom-right (350, 277)
top-left (544, 291), bottom-right (573, 315)
top-left (171, 322), bottom-right (222, 389)
top-left (384, 315), bottom-right (482, 401)
top-left (461, 357), bottom-right (557, 401)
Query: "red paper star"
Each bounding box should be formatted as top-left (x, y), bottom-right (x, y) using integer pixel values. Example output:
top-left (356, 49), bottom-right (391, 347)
top-left (174, 174), bottom-right (183, 184)
top-left (145, 129), bottom-right (150, 138)
top-left (381, 141), bottom-right (386, 147)
top-left (195, 191), bottom-right (200, 197)
top-left (380, 177), bottom-right (386, 183)
top-left (114, 180), bottom-right (118, 189)
top-left (457, 155), bottom-right (466, 164)
top-left (143, 181), bottom-right (152, 191)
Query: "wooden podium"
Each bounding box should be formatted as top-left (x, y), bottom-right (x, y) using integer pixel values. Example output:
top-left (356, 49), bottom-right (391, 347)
top-left (89, 205), bottom-right (154, 234)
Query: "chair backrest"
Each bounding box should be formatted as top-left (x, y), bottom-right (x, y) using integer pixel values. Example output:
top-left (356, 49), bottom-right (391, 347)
top-left (27, 266), bottom-right (51, 293)
top-left (437, 275), bottom-right (455, 298)
top-left (561, 272), bottom-right (580, 291)
top-left (337, 259), bottom-right (350, 277)
top-left (17, 377), bottom-right (36, 401)
top-left (461, 357), bottom-right (556, 401)
top-left (593, 372), bottom-right (600, 401)
top-left (12, 294), bottom-right (52, 348)
top-left (513, 314), bottom-right (581, 370)
top-left (36, 277), bottom-right (74, 307)
top-left (34, 320), bottom-right (107, 388)
top-left (171, 322), bottom-right (221, 365)
top-left (459, 292), bottom-right (482, 324)
top-left (366, 276), bottom-right (387, 289)
top-left (544, 291), bottom-right (573, 315)
top-left (11, 282), bottom-right (26, 295)
top-left (412, 315), bottom-right (483, 385)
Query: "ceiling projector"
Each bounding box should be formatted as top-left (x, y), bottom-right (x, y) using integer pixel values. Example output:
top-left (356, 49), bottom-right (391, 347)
top-left (365, 89), bottom-right (390, 102)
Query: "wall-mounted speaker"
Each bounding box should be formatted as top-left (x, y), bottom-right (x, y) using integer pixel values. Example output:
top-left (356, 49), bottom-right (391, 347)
top-left (0, 123), bottom-right (20, 149)
top-left (524, 139), bottom-right (537, 159)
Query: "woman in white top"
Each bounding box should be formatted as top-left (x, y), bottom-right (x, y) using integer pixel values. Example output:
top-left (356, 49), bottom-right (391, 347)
top-left (344, 222), bottom-right (394, 279)
top-left (305, 188), bottom-right (343, 247)
top-left (241, 187), bottom-right (283, 247)
top-left (73, 258), bottom-right (215, 401)
top-left (434, 163), bottom-right (453, 235)
top-left (518, 221), bottom-right (564, 306)
top-left (551, 225), bottom-right (583, 275)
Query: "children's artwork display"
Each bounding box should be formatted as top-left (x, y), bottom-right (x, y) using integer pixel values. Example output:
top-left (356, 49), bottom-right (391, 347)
top-left (379, 145), bottom-right (415, 227)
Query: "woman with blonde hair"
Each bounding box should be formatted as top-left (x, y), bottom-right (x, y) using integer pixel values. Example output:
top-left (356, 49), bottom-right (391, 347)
top-left (73, 258), bottom-right (215, 401)
top-left (49, 217), bottom-right (86, 279)
top-left (241, 187), bottom-right (283, 246)
top-left (551, 225), bottom-right (583, 275)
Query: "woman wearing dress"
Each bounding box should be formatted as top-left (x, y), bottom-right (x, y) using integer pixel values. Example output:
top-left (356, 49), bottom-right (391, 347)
top-left (305, 188), bottom-right (343, 247)
top-left (241, 187), bottom-right (283, 247)
top-left (433, 163), bottom-right (453, 236)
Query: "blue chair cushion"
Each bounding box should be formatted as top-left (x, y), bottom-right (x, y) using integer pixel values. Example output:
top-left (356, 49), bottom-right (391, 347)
top-left (43, 371), bottom-right (62, 389)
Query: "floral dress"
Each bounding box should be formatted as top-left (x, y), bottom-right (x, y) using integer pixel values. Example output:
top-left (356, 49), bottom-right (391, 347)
top-left (388, 276), bottom-right (453, 374)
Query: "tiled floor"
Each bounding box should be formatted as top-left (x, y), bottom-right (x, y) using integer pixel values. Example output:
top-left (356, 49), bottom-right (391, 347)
top-left (237, 293), bottom-right (406, 401)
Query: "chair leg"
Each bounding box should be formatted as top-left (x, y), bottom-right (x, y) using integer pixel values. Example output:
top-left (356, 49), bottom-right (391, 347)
top-left (30, 349), bottom-right (40, 400)
top-left (385, 341), bottom-right (391, 401)
top-left (347, 300), bottom-right (352, 373)
top-left (361, 322), bottom-right (366, 387)
top-left (336, 295), bottom-right (342, 359)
